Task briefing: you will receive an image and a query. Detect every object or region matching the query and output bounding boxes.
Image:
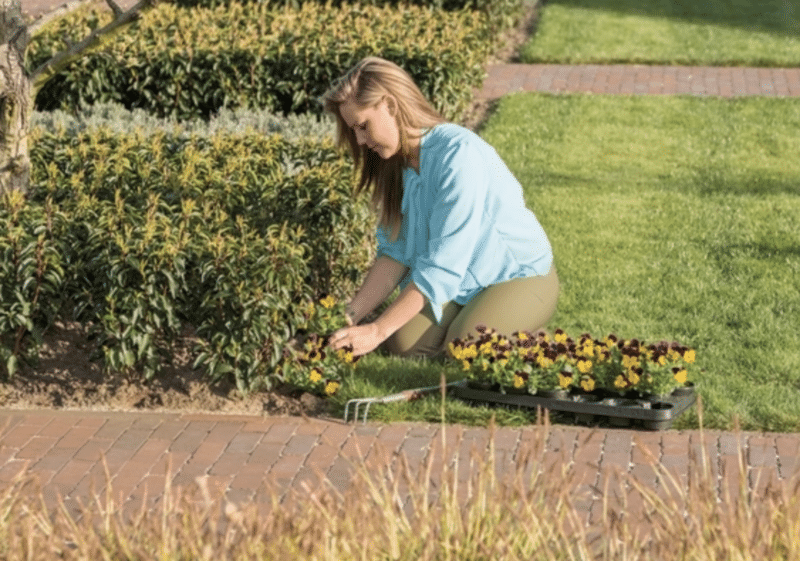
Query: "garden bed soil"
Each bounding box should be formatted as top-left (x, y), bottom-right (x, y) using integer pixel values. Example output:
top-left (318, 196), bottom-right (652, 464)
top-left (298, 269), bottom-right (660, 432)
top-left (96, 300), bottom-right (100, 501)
top-left (0, 321), bottom-right (329, 416)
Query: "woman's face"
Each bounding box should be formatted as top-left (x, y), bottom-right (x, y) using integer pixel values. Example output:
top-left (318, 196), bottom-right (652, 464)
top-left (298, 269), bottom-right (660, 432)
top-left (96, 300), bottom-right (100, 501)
top-left (339, 98), bottom-right (401, 160)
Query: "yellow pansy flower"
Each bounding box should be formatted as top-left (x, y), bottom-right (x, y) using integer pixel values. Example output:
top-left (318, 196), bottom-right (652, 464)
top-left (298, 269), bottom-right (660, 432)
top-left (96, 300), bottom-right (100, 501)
top-left (614, 375), bottom-right (627, 389)
top-left (324, 381), bottom-right (340, 395)
top-left (513, 375), bottom-right (526, 389)
top-left (577, 359), bottom-right (592, 374)
top-left (683, 349), bottom-right (696, 364)
top-left (673, 369), bottom-right (688, 385)
top-left (558, 373), bottom-right (572, 389)
top-left (336, 349), bottom-right (354, 364)
top-left (309, 368), bottom-right (323, 383)
top-left (622, 355), bottom-right (640, 369)
top-left (580, 377), bottom-right (595, 392)
top-left (320, 295), bottom-right (336, 309)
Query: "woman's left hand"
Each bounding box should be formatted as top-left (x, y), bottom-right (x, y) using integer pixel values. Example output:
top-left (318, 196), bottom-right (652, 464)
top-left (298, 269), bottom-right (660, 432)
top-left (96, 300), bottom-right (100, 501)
top-left (328, 323), bottom-right (385, 357)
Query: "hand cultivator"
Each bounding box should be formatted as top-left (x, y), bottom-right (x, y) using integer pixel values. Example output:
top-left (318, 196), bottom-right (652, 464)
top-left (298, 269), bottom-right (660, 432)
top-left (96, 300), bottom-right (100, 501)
top-left (344, 380), bottom-right (466, 424)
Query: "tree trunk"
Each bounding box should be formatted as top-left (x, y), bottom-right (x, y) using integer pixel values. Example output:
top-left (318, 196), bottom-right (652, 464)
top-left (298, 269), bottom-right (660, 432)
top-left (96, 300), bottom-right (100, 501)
top-left (0, 0), bottom-right (30, 196)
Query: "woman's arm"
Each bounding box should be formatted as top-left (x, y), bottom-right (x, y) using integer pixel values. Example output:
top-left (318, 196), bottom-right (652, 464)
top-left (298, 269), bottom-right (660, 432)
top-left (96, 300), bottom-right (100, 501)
top-left (330, 281), bottom-right (426, 356)
top-left (346, 255), bottom-right (408, 325)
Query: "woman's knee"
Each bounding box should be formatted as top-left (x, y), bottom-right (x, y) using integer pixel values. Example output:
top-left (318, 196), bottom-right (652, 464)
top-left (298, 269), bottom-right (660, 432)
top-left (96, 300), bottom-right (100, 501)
top-left (383, 329), bottom-right (442, 358)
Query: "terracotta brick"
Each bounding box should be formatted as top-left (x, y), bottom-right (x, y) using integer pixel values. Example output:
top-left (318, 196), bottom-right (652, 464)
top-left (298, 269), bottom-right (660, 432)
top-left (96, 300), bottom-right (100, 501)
top-left (748, 435), bottom-right (777, 467)
top-left (16, 436), bottom-right (58, 460)
top-left (225, 432), bottom-right (263, 455)
top-left (149, 420), bottom-right (190, 442)
top-left (206, 422), bottom-right (245, 443)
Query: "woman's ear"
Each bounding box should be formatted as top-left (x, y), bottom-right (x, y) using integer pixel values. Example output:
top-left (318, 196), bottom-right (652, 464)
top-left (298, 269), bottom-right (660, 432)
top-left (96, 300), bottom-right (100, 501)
top-left (384, 95), bottom-right (398, 117)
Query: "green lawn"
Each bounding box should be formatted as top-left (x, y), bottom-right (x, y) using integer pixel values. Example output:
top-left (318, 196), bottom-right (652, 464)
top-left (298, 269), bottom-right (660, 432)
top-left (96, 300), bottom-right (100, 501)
top-left (521, 0), bottom-right (800, 66)
top-left (480, 93), bottom-right (800, 432)
top-left (333, 93), bottom-right (800, 433)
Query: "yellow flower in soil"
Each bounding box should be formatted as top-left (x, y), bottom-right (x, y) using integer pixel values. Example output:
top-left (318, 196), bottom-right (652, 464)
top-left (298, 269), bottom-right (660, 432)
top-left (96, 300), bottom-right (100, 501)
top-left (614, 375), bottom-right (627, 389)
top-left (320, 295), bottom-right (336, 309)
top-left (309, 368), bottom-right (323, 383)
top-left (555, 330), bottom-right (568, 344)
top-left (667, 349), bottom-right (681, 362)
top-left (514, 375), bottom-right (526, 389)
top-left (577, 359), bottom-right (592, 374)
top-left (673, 369), bottom-right (688, 385)
top-left (537, 356), bottom-right (554, 369)
top-left (516, 331), bottom-right (529, 341)
top-left (558, 373), bottom-right (572, 389)
top-left (580, 377), bottom-right (595, 392)
top-left (629, 371), bottom-right (640, 385)
top-left (498, 358), bottom-right (508, 368)
top-left (657, 355), bottom-right (667, 366)
top-left (683, 349), bottom-right (696, 364)
top-left (324, 381), bottom-right (340, 395)
top-left (461, 360), bottom-right (471, 372)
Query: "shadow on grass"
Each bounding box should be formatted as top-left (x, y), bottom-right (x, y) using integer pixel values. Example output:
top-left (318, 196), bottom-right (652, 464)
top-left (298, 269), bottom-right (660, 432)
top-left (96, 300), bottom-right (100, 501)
top-left (545, 0), bottom-right (800, 37)
top-left (691, 170), bottom-right (800, 197)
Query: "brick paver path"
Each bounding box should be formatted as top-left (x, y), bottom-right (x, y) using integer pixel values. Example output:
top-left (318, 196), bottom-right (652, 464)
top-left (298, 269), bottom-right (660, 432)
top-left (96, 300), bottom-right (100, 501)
top-left (10, 0), bottom-right (800, 538)
top-left (477, 64), bottom-right (800, 99)
top-left (2, 409), bottom-right (799, 528)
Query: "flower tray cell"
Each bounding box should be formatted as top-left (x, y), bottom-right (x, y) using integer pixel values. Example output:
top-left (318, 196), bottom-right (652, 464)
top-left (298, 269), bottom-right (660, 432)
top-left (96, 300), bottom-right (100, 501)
top-left (452, 382), bottom-right (696, 430)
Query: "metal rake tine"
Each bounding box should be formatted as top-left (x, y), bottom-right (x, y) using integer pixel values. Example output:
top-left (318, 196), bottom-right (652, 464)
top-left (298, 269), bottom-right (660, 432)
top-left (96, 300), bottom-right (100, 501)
top-left (344, 397), bottom-right (371, 423)
top-left (344, 398), bottom-right (361, 423)
top-left (353, 399), bottom-right (364, 423)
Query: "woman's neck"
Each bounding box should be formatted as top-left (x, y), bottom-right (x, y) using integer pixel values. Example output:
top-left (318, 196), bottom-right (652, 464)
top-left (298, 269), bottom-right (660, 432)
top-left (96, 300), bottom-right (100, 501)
top-left (406, 134), bottom-right (421, 174)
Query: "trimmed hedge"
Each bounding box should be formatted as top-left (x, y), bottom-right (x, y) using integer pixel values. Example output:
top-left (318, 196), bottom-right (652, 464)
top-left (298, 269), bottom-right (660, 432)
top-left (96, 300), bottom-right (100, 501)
top-left (162, 0), bottom-right (524, 38)
top-left (12, 114), bottom-right (374, 390)
top-left (31, 2), bottom-right (503, 121)
top-left (32, 103), bottom-right (336, 141)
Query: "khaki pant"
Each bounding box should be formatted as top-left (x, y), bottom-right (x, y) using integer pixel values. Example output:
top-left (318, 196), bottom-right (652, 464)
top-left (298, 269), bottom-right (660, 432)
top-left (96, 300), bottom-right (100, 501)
top-left (384, 266), bottom-right (559, 357)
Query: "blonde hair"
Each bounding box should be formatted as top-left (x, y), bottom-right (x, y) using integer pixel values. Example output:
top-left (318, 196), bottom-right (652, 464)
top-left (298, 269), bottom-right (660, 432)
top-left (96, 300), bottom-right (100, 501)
top-left (322, 57), bottom-right (445, 240)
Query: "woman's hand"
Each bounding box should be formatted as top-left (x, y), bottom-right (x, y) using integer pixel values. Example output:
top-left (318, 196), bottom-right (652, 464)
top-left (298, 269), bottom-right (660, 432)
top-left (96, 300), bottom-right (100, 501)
top-left (328, 323), bottom-right (386, 357)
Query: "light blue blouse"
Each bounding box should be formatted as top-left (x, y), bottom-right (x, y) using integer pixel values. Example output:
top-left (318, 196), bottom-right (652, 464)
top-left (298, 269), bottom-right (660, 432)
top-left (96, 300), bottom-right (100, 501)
top-left (376, 123), bottom-right (553, 323)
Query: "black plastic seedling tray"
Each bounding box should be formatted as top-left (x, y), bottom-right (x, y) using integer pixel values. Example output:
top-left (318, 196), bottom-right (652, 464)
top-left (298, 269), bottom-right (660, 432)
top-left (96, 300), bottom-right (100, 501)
top-left (452, 383), bottom-right (697, 430)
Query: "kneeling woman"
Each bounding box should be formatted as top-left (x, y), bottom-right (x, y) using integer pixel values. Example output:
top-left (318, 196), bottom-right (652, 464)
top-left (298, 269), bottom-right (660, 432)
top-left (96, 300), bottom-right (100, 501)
top-left (324, 57), bottom-right (558, 358)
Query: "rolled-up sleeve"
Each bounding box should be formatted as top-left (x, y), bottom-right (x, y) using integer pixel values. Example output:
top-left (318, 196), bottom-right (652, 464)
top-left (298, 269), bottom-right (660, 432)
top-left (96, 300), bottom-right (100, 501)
top-left (376, 224), bottom-right (406, 264)
top-left (411, 140), bottom-right (487, 322)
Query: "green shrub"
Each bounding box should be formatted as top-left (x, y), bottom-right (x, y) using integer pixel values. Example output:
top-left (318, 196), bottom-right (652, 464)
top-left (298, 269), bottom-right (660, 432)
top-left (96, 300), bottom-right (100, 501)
top-left (26, 117), bottom-right (373, 390)
top-left (161, 0), bottom-right (524, 37)
top-left (0, 192), bottom-right (65, 379)
top-left (32, 2), bottom-right (496, 121)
